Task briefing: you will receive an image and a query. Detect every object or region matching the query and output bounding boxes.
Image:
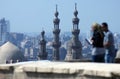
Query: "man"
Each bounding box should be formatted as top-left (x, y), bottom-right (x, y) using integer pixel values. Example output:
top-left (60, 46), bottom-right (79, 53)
top-left (101, 22), bottom-right (115, 63)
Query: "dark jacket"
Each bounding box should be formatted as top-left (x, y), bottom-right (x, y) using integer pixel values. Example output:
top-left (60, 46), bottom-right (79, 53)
top-left (92, 30), bottom-right (104, 48)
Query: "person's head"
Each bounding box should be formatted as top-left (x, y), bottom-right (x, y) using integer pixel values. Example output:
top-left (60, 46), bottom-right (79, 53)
top-left (101, 22), bottom-right (108, 32)
top-left (91, 22), bottom-right (99, 31)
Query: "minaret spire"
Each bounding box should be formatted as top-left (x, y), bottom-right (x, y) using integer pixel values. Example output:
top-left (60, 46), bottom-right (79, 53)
top-left (52, 4), bottom-right (61, 60)
top-left (74, 3), bottom-right (78, 18)
top-left (56, 4), bottom-right (57, 12)
top-left (55, 4), bottom-right (59, 18)
top-left (75, 3), bottom-right (77, 11)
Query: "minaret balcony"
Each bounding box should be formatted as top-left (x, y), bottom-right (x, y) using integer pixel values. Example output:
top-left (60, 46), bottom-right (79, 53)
top-left (53, 29), bottom-right (60, 34)
top-left (40, 40), bottom-right (46, 45)
top-left (52, 41), bottom-right (61, 48)
top-left (72, 29), bottom-right (80, 35)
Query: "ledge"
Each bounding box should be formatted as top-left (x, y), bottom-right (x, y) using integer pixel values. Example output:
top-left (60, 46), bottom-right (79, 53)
top-left (0, 61), bottom-right (120, 79)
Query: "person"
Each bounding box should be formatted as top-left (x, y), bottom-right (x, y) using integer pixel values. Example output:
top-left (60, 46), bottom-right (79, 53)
top-left (91, 23), bottom-right (105, 62)
top-left (101, 22), bottom-right (116, 63)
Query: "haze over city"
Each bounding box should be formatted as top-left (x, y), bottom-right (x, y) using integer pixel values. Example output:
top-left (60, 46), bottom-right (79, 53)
top-left (0, 0), bottom-right (120, 33)
top-left (1, 1), bottom-right (120, 79)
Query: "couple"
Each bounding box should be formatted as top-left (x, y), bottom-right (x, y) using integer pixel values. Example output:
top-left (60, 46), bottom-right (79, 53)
top-left (91, 22), bottom-right (115, 63)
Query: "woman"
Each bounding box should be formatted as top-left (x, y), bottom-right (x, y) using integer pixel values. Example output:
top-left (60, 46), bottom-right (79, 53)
top-left (91, 23), bottom-right (105, 62)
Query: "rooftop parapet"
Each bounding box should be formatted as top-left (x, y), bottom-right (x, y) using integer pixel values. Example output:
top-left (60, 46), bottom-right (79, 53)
top-left (0, 61), bottom-right (120, 79)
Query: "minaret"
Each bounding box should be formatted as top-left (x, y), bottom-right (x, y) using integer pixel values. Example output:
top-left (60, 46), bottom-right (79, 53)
top-left (52, 5), bottom-right (61, 60)
top-left (65, 3), bottom-right (82, 60)
top-left (39, 30), bottom-right (47, 60)
top-left (72, 3), bottom-right (82, 59)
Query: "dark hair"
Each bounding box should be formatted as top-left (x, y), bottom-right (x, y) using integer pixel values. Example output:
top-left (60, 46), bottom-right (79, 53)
top-left (102, 22), bottom-right (108, 27)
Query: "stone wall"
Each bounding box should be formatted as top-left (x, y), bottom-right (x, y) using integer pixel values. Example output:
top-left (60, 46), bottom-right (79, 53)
top-left (0, 61), bottom-right (120, 79)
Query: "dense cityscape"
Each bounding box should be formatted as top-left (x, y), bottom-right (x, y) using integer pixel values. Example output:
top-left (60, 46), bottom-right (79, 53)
top-left (1, 1), bottom-right (120, 78)
top-left (0, 17), bottom-right (120, 62)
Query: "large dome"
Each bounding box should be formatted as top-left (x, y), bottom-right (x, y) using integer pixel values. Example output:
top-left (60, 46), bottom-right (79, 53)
top-left (0, 41), bottom-right (26, 64)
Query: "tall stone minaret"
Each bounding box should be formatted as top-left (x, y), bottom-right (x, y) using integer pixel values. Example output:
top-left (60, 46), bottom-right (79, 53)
top-left (65, 3), bottom-right (82, 60)
top-left (39, 30), bottom-right (47, 60)
top-left (52, 5), bottom-right (61, 60)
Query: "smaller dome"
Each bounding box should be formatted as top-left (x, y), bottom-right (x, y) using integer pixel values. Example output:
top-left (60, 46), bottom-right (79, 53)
top-left (40, 30), bottom-right (46, 43)
top-left (55, 11), bottom-right (59, 18)
top-left (74, 10), bottom-right (78, 17)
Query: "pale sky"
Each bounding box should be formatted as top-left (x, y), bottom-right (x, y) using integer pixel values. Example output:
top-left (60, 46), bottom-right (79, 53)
top-left (0, 0), bottom-right (120, 33)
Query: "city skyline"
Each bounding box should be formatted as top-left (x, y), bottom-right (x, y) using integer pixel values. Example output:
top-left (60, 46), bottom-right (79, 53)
top-left (0, 0), bottom-right (120, 33)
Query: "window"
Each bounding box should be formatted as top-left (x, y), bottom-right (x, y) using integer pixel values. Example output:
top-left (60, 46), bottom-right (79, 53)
top-left (54, 25), bottom-right (59, 29)
top-left (73, 24), bottom-right (78, 30)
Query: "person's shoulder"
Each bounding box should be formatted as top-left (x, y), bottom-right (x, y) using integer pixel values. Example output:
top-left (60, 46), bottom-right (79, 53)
top-left (107, 31), bottom-right (112, 34)
top-left (107, 31), bottom-right (114, 37)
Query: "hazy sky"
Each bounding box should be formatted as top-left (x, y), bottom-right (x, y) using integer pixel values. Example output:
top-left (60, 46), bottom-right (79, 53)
top-left (0, 0), bottom-right (120, 33)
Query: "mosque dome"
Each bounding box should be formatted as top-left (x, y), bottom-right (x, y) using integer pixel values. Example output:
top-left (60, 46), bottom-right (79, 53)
top-left (0, 41), bottom-right (26, 64)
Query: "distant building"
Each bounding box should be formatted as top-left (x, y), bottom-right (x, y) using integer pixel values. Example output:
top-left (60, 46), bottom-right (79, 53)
top-left (60, 47), bottom-right (67, 60)
top-left (114, 33), bottom-right (120, 50)
top-left (47, 48), bottom-right (53, 60)
top-left (9, 32), bottom-right (24, 47)
top-left (24, 47), bottom-right (38, 61)
top-left (0, 18), bottom-right (10, 45)
top-left (52, 5), bottom-right (61, 60)
top-left (65, 3), bottom-right (82, 60)
top-left (21, 37), bottom-right (39, 61)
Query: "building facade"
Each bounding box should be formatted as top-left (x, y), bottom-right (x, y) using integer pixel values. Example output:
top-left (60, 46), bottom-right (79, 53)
top-left (0, 18), bottom-right (10, 45)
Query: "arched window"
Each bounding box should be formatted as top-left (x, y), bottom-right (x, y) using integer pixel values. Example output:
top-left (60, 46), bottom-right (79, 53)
top-left (73, 24), bottom-right (78, 30)
top-left (54, 24), bottom-right (59, 30)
